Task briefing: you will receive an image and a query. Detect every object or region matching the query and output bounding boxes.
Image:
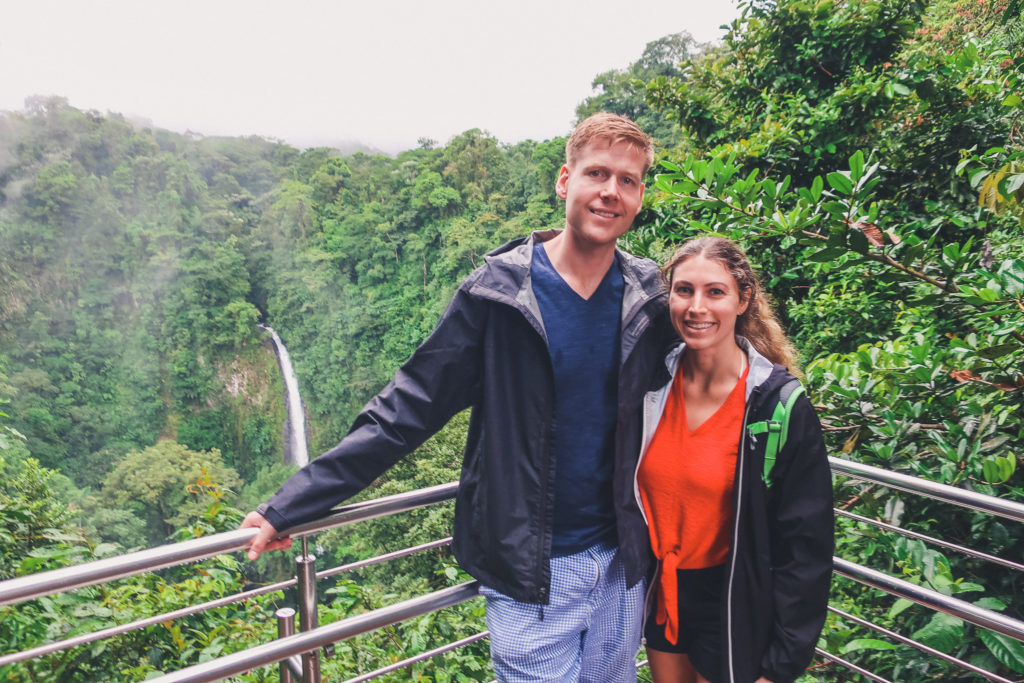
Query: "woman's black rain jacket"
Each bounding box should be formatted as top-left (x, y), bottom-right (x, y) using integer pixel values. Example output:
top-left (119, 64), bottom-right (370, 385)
top-left (636, 338), bottom-right (834, 683)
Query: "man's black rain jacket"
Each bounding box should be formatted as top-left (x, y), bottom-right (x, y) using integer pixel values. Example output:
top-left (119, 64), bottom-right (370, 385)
top-left (261, 229), bottom-right (672, 604)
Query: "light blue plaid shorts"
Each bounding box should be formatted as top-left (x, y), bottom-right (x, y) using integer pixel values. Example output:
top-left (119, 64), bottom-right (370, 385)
top-left (480, 542), bottom-right (645, 682)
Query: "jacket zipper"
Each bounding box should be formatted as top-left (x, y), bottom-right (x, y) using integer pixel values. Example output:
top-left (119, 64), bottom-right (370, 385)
top-left (633, 350), bottom-right (676, 647)
top-left (639, 559), bottom-right (661, 646)
top-left (636, 339), bottom-right (777, 681)
top-left (536, 325), bottom-right (557, 605)
top-left (727, 352), bottom-right (773, 682)
top-left (478, 239), bottom-right (664, 604)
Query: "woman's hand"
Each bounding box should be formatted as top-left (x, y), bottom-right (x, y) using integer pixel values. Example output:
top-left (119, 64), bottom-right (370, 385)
top-left (754, 678), bottom-right (775, 683)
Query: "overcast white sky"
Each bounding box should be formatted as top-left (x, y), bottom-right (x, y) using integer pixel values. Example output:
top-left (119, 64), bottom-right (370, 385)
top-left (1, 0), bottom-right (739, 154)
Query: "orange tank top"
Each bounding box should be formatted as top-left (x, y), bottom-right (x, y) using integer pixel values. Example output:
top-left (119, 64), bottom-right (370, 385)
top-left (637, 366), bottom-right (748, 645)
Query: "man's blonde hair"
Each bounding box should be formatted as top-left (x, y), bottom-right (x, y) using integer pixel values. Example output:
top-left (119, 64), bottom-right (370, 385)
top-left (566, 113), bottom-right (654, 176)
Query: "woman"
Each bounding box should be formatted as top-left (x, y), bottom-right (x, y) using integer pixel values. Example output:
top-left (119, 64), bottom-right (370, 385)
top-left (635, 237), bottom-right (833, 683)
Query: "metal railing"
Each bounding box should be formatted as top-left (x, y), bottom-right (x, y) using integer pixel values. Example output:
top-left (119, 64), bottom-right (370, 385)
top-left (148, 582), bottom-right (481, 683)
top-left (826, 606), bottom-right (1017, 683)
top-left (0, 459), bottom-right (1022, 681)
top-left (0, 536), bottom-right (455, 669)
top-left (0, 481), bottom-right (465, 679)
top-left (833, 508), bottom-right (1024, 573)
top-left (825, 456), bottom-right (1024, 682)
top-left (0, 481), bottom-right (459, 608)
top-left (829, 456), bottom-right (1024, 522)
top-left (833, 558), bottom-right (1024, 641)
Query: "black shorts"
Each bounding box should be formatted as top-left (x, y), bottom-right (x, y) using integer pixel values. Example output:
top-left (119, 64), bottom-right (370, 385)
top-left (644, 563), bottom-right (725, 683)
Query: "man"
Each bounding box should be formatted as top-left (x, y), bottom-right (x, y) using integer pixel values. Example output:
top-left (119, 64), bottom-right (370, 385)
top-left (241, 113), bottom-right (671, 682)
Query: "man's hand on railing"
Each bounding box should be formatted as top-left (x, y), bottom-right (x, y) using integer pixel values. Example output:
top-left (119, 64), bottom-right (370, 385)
top-left (240, 511), bottom-right (293, 560)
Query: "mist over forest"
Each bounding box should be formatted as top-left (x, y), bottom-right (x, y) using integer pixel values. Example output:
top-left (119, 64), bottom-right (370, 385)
top-left (1, 2), bottom-right (1022, 679)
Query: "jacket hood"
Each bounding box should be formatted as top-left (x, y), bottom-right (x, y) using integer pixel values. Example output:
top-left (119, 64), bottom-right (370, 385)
top-left (659, 336), bottom-right (775, 402)
top-left (639, 336), bottom-right (790, 465)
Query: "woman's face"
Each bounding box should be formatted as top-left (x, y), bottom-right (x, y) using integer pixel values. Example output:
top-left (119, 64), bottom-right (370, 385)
top-left (669, 255), bottom-right (748, 352)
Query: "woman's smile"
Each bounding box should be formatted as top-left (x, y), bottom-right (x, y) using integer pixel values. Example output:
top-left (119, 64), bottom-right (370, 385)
top-left (669, 256), bottom-right (748, 352)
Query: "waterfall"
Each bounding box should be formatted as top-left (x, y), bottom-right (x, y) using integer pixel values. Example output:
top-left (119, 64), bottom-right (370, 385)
top-left (259, 324), bottom-right (309, 468)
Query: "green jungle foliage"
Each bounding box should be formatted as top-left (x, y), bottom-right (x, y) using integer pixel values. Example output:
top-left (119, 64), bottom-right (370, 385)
top-left (626, 0), bottom-right (1024, 679)
top-left (1, 0), bottom-right (1022, 678)
top-left (0, 93), bottom-right (565, 679)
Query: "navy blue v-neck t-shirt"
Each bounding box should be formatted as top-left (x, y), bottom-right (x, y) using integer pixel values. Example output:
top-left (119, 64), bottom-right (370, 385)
top-left (531, 243), bottom-right (624, 555)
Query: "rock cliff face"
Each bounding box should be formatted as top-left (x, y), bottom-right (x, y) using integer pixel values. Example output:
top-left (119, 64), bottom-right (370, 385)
top-left (162, 339), bottom-right (290, 483)
top-left (218, 356), bottom-right (267, 404)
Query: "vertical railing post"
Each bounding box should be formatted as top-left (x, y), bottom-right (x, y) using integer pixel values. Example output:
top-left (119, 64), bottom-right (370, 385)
top-left (275, 607), bottom-right (299, 683)
top-left (296, 538), bottom-right (321, 682)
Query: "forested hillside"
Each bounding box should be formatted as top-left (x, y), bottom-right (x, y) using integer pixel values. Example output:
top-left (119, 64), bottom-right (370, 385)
top-left (1, 0), bottom-right (1022, 679)
top-left (0, 97), bottom-right (574, 543)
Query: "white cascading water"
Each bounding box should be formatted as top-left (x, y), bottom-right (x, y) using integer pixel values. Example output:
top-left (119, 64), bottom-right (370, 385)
top-left (259, 324), bottom-right (309, 467)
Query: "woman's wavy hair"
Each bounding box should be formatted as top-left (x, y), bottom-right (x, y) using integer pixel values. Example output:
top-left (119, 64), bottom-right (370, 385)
top-left (663, 236), bottom-right (801, 376)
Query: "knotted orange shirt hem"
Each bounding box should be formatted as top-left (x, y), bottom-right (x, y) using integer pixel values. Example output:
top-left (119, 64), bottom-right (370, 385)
top-left (637, 366), bottom-right (748, 645)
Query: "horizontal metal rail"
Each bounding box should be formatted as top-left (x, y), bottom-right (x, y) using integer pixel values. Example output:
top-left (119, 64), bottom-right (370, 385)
top-left (0, 482), bottom-right (458, 607)
top-left (0, 575), bottom-right (291, 668)
top-left (147, 581), bottom-right (481, 683)
top-left (835, 509), bottom-right (1024, 573)
top-left (342, 630), bottom-right (490, 683)
top-left (833, 557), bottom-right (1024, 642)
top-left (4, 460), bottom-right (1017, 610)
top-left (0, 527), bottom-right (256, 608)
top-left (2, 460), bottom-right (1022, 680)
top-left (830, 457), bottom-right (1024, 523)
top-left (285, 482), bottom-right (458, 538)
top-left (815, 647), bottom-right (891, 683)
top-left (828, 606), bottom-right (1016, 683)
top-left (0, 537), bottom-right (453, 668)
top-left (318, 537), bottom-right (452, 582)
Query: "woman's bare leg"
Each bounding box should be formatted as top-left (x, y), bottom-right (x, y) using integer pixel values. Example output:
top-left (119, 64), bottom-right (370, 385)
top-left (647, 649), bottom-right (712, 683)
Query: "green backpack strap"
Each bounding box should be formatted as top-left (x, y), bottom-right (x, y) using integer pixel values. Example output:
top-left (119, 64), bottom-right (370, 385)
top-left (746, 379), bottom-right (805, 486)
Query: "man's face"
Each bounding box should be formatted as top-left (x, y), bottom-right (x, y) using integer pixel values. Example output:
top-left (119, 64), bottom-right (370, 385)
top-left (555, 138), bottom-right (646, 250)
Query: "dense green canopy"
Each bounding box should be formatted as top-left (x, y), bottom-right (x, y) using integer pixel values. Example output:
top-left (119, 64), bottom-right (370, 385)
top-left (0, 0), bottom-right (1021, 678)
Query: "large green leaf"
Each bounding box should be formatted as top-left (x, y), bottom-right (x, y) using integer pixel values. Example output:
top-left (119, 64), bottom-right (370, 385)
top-left (841, 638), bottom-right (899, 654)
top-left (849, 150), bottom-right (866, 184)
top-left (977, 343), bottom-right (1018, 359)
top-left (806, 246), bottom-right (848, 262)
top-left (887, 598), bottom-right (914, 619)
top-left (979, 629), bottom-right (1024, 673)
top-left (997, 259), bottom-right (1024, 295)
top-left (827, 172), bottom-right (854, 195)
top-left (911, 613), bottom-right (963, 654)
top-left (974, 597), bottom-right (1007, 611)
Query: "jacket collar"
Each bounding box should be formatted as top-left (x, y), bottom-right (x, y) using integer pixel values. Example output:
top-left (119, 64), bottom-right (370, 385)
top-left (661, 336), bottom-right (775, 401)
top-left (481, 229), bottom-right (661, 288)
top-left (473, 229), bottom-right (666, 336)
top-left (640, 336), bottom-right (777, 458)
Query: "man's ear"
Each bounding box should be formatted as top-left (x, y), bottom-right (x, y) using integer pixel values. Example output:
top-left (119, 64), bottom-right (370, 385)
top-left (554, 164), bottom-right (569, 200)
top-left (633, 183), bottom-right (646, 218)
